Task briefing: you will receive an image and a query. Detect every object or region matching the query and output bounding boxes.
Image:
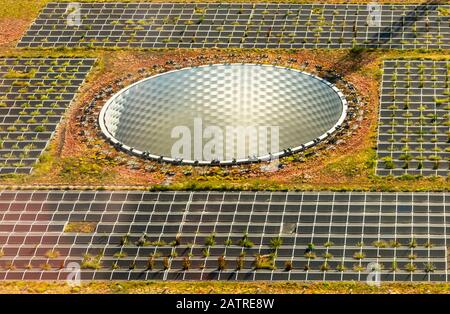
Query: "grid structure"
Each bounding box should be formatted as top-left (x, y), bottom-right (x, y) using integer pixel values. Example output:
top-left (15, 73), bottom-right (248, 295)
top-left (18, 3), bottom-right (450, 49)
top-left (377, 60), bottom-right (450, 177)
top-left (0, 58), bottom-right (95, 175)
top-left (0, 190), bottom-right (448, 282)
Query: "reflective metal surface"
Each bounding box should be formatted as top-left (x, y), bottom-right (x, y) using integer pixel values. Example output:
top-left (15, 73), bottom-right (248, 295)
top-left (99, 64), bottom-right (347, 164)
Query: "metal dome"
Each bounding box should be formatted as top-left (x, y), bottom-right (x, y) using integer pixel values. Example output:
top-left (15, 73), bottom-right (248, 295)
top-left (99, 64), bottom-right (347, 165)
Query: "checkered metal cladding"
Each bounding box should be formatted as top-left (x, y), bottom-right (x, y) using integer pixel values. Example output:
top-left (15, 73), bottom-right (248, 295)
top-left (101, 64), bottom-right (345, 161)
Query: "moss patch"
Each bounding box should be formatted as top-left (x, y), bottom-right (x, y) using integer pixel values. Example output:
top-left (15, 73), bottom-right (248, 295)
top-left (64, 222), bottom-right (97, 233)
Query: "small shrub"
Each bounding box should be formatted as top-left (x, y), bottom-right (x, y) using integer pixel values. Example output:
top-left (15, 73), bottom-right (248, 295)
top-left (61, 156), bottom-right (110, 179)
top-left (405, 263), bottom-right (417, 272)
top-left (64, 221), bottom-right (97, 233)
top-left (324, 241), bottom-right (334, 248)
top-left (148, 240), bottom-right (166, 247)
top-left (389, 240), bottom-right (401, 248)
top-left (136, 233), bottom-right (147, 247)
top-left (353, 252), bottom-right (365, 260)
top-left (81, 253), bottom-right (103, 269)
top-left (163, 257), bottom-right (170, 270)
top-left (40, 263), bottom-right (51, 271)
top-left (45, 250), bottom-right (60, 259)
top-left (336, 263), bottom-right (346, 272)
top-left (424, 262), bottom-right (436, 273)
top-left (173, 235), bottom-right (181, 246)
top-left (306, 243), bottom-right (315, 252)
top-left (320, 262), bottom-right (330, 272)
top-left (423, 240), bottom-right (433, 248)
top-left (304, 252), bottom-right (316, 259)
top-left (353, 264), bottom-right (365, 272)
top-left (147, 256), bottom-right (155, 270)
top-left (236, 255), bottom-right (245, 270)
top-left (182, 257), bottom-right (191, 270)
top-left (382, 157), bottom-right (394, 169)
top-left (218, 255), bottom-right (227, 270)
top-left (204, 233), bottom-right (216, 247)
top-left (4, 69), bottom-right (37, 79)
top-left (408, 238), bottom-right (418, 248)
top-left (269, 237), bottom-right (283, 249)
top-left (238, 234), bottom-right (254, 248)
top-left (284, 260), bottom-right (293, 271)
top-left (34, 125), bottom-right (46, 132)
top-left (169, 250), bottom-right (178, 258)
top-left (120, 234), bottom-right (129, 246)
top-left (113, 251), bottom-right (127, 258)
top-left (254, 254), bottom-right (275, 270)
top-left (391, 261), bottom-right (399, 272)
top-left (372, 240), bottom-right (387, 248)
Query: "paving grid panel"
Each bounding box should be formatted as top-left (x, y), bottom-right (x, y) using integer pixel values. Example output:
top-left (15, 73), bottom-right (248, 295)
top-left (0, 58), bottom-right (95, 175)
top-left (376, 60), bottom-right (450, 177)
top-left (0, 190), bottom-right (448, 282)
top-left (18, 3), bottom-right (450, 49)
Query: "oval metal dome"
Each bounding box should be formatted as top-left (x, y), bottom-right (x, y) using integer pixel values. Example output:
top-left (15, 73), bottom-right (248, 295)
top-left (99, 64), bottom-right (347, 165)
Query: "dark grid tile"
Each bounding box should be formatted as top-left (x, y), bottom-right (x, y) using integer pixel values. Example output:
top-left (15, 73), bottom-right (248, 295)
top-left (0, 190), bottom-right (448, 282)
top-left (377, 60), bottom-right (450, 177)
top-left (18, 3), bottom-right (449, 49)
